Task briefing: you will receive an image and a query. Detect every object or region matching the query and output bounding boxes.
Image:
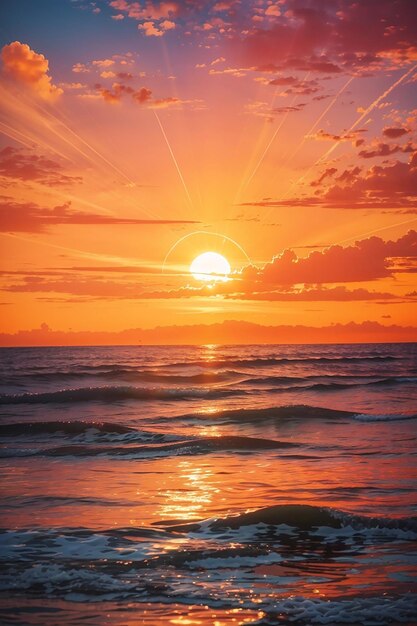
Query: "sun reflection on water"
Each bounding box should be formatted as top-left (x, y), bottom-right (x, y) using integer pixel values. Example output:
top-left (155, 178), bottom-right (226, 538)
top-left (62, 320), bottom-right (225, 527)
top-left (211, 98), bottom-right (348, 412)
top-left (158, 460), bottom-right (220, 521)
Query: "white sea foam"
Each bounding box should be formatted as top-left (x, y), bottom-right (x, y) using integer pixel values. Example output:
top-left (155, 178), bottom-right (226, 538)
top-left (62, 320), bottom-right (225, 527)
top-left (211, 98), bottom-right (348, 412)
top-left (354, 412), bottom-right (417, 422)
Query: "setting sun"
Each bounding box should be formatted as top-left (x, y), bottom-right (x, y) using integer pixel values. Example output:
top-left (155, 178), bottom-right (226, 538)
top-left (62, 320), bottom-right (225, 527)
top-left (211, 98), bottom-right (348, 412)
top-left (190, 252), bottom-right (231, 282)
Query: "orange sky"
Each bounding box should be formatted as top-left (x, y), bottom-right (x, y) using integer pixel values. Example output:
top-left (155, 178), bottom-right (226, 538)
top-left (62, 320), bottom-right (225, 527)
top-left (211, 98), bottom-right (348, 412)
top-left (0, 0), bottom-right (416, 344)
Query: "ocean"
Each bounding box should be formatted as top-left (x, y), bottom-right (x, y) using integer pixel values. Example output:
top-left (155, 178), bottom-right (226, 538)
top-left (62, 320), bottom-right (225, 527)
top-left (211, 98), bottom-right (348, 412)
top-left (0, 342), bottom-right (416, 625)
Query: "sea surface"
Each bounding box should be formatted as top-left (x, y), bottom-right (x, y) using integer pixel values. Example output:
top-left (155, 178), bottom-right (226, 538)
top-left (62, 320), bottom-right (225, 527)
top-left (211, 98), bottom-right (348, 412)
top-left (0, 342), bottom-right (416, 625)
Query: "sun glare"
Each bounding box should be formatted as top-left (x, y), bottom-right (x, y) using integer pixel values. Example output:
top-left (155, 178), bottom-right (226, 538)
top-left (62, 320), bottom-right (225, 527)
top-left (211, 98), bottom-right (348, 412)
top-left (190, 252), bottom-right (231, 282)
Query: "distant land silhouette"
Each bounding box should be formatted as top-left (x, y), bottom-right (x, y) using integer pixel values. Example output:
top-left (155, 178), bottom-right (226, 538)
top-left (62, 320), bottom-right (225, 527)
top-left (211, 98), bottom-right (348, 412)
top-left (1, 320), bottom-right (415, 347)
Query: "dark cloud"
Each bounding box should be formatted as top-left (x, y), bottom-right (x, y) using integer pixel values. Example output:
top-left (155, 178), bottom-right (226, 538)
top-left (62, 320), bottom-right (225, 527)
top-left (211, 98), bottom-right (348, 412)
top-left (244, 152), bottom-right (417, 209)
top-left (273, 103), bottom-right (306, 114)
top-left (0, 147), bottom-right (82, 186)
top-left (383, 127), bottom-right (410, 138)
top-left (309, 129), bottom-right (367, 142)
top-left (358, 142), bottom-right (415, 159)
top-left (0, 197), bottom-right (199, 233)
top-left (224, 286), bottom-right (397, 302)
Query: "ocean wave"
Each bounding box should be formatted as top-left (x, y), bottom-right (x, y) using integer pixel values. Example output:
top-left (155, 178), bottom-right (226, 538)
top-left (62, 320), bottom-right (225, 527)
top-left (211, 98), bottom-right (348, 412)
top-left (176, 404), bottom-right (356, 423)
top-left (2, 505), bottom-right (416, 562)
top-left (287, 377), bottom-right (417, 392)
top-left (163, 354), bottom-right (400, 369)
top-left (173, 403), bottom-right (417, 424)
top-left (0, 385), bottom-right (242, 405)
top-left (1, 503), bottom-right (416, 622)
top-left (0, 561), bottom-right (415, 625)
top-left (6, 368), bottom-right (242, 385)
top-left (2, 495), bottom-right (132, 508)
top-left (0, 420), bottom-right (135, 436)
top-left (163, 503), bottom-right (417, 538)
top-left (7, 435), bottom-right (299, 459)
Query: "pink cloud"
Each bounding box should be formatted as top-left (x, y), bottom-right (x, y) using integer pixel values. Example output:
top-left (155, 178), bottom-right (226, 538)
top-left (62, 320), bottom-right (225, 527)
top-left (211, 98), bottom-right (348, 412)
top-left (138, 21), bottom-right (165, 36)
top-left (358, 142), bottom-right (415, 159)
top-left (1, 41), bottom-right (62, 100)
top-left (236, 0), bottom-right (417, 74)
top-left (109, 0), bottom-right (179, 20)
top-left (0, 147), bottom-right (82, 187)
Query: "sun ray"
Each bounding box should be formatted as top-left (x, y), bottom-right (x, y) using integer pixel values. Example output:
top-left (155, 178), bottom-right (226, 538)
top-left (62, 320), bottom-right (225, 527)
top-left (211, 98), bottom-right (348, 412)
top-left (154, 111), bottom-right (194, 213)
top-left (335, 217), bottom-right (417, 246)
top-left (234, 73), bottom-right (311, 203)
top-left (0, 231), bottom-right (161, 267)
top-left (283, 75), bottom-right (354, 168)
top-left (313, 64), bottom-right (416, 168)
top-left (0, 85), bottom-right (163, 221)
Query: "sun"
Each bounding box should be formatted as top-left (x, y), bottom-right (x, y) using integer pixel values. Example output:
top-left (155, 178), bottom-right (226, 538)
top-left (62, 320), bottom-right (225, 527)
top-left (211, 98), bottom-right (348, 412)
top-left (190, 251), bottom-right (231, 282)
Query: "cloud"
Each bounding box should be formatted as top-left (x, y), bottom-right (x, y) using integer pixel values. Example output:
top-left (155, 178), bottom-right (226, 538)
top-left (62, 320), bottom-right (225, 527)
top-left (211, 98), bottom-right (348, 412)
top-left (92, 58), bottom-right (115, 68)
top-left (59, 82), bottom-right (86, 90)
top-left (213, 2), bottom-right (233, 11)
top-left (267, 76), bottom-right (321, 96)
top-left (317, 153), bottom-right (417, 208)
top-left (37, 282), bottom-right (393, 302)
top-left (224, 286), bottom-right (397, 302)
top-left (358, 141), bottom-right (415, 159)
top-left (236, 230), bottom-right (417, 287)
top-left (94, 82), bottom-right (133, 103)
top-left (5, 228), bottom-right (414, 300)
top-left (109, 0), bottom-right (179, 21)
top-left (208, 67), bottom-right (248, 78)
top-left (160, 19), bottom-right (175, 30)
top-left (33, 231), bottom-right (413, 301)
top-left (265, 4), bottom-right (281, 17)
top-left (308, 129), bottom-right (367, 143)
top-left (273, 103), bottom-right (306, 114)
top-left (95, 82), bottom-right (152, 104)
top-left (101, 0), bottom-right (417, 78)
top-left (72, 62), bottom-right (90, 73)
top-left (310, 167), bottom-right (338, 187)
top-left (93, 81), bottom-right (202, 109)
top-left (211, 56), bottom-right (226, 66)
top-left (73, 53), bottom-right (135, 77)
top-left (1, 41), bottom-right (62, 100)
top-left (110, 0), bottom-right (178, 35)
top-left (138, 21), bottom-right (165, 36)
top-left (0, 147), bottom-right (82, 186)
top-left (383, 126), bottom-right (410, 138)
top-left (246, 152), bottom-right (417, 209)
top-left (0, 197), bottom-right (200, 233)
top-left (237, 0), bottom-right (417, 75)
top-left (132, 87), bottom-right (152, 103)
top-left (3, 275), bottom-right (147, 298)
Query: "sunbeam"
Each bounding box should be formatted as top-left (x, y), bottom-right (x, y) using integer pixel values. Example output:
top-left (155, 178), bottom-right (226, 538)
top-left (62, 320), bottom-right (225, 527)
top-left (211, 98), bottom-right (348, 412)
top-left (154, 110), bottom-right (195, 213)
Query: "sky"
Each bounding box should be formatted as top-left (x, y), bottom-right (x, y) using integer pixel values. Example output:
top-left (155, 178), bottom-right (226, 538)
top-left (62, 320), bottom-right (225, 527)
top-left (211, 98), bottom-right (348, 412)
top-left (0, 0), bottom-right (416, 344)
